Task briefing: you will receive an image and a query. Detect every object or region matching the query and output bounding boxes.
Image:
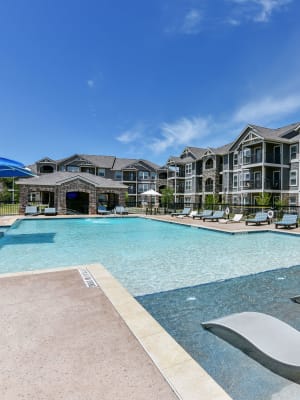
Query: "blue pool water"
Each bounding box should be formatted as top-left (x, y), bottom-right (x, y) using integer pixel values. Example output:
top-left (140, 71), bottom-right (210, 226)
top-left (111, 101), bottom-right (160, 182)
top-left (138, 266), bottom-right (300, 400)
top-left (1, 217), bottom-right (300, 296)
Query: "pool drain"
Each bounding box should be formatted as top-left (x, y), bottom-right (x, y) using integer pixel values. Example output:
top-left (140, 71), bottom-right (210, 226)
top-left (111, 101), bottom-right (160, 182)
top-left (79, 269), bottom-right (98, 288)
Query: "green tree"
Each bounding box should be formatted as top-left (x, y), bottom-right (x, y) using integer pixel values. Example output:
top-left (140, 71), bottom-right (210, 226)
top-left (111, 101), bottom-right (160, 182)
top-left (0, 178), bottom-right (19, 202)
top-left (255, 192), bottom-right (271, 208)
top-left (204, 194), bottom-right (219, 207)
top-left (161, 187), bottom-right (174, 208)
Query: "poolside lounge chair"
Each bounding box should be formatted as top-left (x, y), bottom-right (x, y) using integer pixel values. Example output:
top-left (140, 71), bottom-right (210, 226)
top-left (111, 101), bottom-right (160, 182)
top-left (245, 212), bottom-right (270, 226)
top-left (24, 206), bottom-right (39, 216)
top-left (218, 214), bottom-right (243, 224)
top-left (114, 206), bottom-right (128, 215)
top-left (202, 311), bottom-right (300, 382)
top-left (192, 210), bottom-right (213, 220)
top-left (97, 205), bottom-right (110, 215)
top-left (171, 207), bottom-right (191, 217)
top-left (275, 214), bottom-right (298, 229)
top-left (44, 207), bottom-right (57, 216)
top-left (203, 210), bottom-right (224, 222)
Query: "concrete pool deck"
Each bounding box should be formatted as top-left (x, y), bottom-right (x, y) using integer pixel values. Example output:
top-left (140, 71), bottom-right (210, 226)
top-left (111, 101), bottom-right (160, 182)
top-left (0, 264), bottom-right (231, 400)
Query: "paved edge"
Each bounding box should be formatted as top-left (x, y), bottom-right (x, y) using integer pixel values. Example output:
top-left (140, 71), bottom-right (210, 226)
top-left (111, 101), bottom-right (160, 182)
top-left (0, 264), bottom-right (232, 400)
top-left (87, 263), bottom-right (232, 400)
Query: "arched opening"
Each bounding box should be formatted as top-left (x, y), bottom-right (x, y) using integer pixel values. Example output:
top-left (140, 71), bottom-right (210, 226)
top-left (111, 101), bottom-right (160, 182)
top-left (66, 192), bottom-right (89, 214)
top-left (205, 178), bottom-right (214, 192)
top-left (205, 158), bottom-right (214, 169)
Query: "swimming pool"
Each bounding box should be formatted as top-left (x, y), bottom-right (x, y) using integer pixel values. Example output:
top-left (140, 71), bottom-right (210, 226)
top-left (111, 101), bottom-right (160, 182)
top-left (2, 216), bottom-right (300, 399)
top-left (1, 217), bottom-right (300, 296)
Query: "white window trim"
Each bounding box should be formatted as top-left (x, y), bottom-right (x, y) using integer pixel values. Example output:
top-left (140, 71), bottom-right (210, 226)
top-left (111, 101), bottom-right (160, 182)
top-left (290, 144), bottom-right (298, 161)
top-left (185, 179), bottom-right (192, 191)
top-left (290, 170), bottom-right (297, 186)
top-left (185, 163), bottom-right (192, 175)
top-left (233, 174), bottom-right (238, 188)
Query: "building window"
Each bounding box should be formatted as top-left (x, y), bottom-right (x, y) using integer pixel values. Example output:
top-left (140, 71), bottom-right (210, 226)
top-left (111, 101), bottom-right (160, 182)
top-left (243, 148), bottom-right (251, 164)
top-left (98, 168), bottom-right (105, 177)
top-left (233, 153), bottom-right (238, 166)
top-left (185, 196), bottom-right (191, 205)
top-left (115, 171), bottom-right (122, 180)
top-left (138, 171), bottom-right (149, 180)
top-left (185, 163), bottom-right (192, 175)
top-left (290, 144), bottom-right (298, 161)
top-left (185, 179), bottom-right (192, 191)
top-left (205, 178), bottom-right (213, 192)
top-left (138, 183), bottom-right (149, 193)
top-left (233, 174), bottom-right (238, 188)
top-left (289, 196), bottom-right (297, 206)
top-left (290, 170), bottom-right (297, 186)
top-left (151, 172), bottom-right (156, 179)
top-left (67, 165), bottom-right (80, 172)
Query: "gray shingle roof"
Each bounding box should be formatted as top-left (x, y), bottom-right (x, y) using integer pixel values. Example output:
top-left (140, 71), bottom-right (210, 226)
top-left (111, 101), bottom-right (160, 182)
top-left (248, 122), bottom-right (300, 142)
top-left (17, 172), bottom-right (127, 189)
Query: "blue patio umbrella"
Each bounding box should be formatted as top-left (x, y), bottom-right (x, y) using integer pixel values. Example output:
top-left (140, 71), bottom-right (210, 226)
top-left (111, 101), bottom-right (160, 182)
top-left (0, 157), bottom-right (35, 178)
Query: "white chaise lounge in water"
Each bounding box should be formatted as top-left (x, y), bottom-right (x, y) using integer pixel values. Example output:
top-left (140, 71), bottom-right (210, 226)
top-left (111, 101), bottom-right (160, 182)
top-left (202, 312), bottom-right (300, 382)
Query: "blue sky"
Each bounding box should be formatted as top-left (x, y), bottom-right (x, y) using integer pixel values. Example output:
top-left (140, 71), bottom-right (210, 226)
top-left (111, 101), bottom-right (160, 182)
top-left (1, 0), bottom-right (300, 167)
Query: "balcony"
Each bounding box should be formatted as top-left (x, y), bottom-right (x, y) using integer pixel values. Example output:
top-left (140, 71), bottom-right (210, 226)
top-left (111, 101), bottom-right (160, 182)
top-left (168, 171), bottom-right (185, 178)
top-left (241, 181), bottom-right (262, 190)
top-left (241, 179), bottom-right (280, 190)
top-left (243, 155), bottom-right (262, 165)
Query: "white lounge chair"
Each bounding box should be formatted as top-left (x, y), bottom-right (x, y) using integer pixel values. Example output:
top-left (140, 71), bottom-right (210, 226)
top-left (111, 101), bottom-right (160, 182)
top-left (171, 207), bottom-right (191, 217)
top-left (202, 311), bottom-right (300, 382)
top-left (114, 206), bottom-right (128, 215)
top-left (44, 207), bottom-right (57, 216)
top-left (219, 214), bottom-right (243, 224)
top-left (25, 206), bottom-right (39, 216)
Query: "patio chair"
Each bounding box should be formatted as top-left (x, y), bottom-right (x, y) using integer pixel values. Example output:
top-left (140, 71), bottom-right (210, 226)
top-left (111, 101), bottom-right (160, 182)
top-left (24, 206), bottom-right (39, 216)
top-left (97, 205), bottom-right (110, 215)
top-left (192, 209), bottom-right (213, 220)
top-left (203, 210), bottom-right (225, 222)
top-left (219, 214), bottom-right (243, 224)
top-left (245, 212), bottom-right (270, 226)
top-left (202, 311), bottom-right (300, 382)
top-left (275, 214), bottom-right (298, 229)
top-left (114, 206), bottom-right (128, 215)
top-left (171, 207), bottom-right (191, 217)
top-left (44, 207), bottom-right (57, 216)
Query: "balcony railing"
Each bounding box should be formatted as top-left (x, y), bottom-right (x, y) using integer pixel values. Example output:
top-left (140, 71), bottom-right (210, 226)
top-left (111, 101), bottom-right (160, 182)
top-left (168, 171), bottom-right (185, 178)
top-left (241, 179), bottom-right (280, 190)
top-left (243, 155), bottom-right (262, 164)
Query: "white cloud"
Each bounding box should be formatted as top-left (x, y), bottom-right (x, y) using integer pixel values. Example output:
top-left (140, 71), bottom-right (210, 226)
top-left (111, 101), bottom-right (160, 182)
top-left (116, 129), bottom-right (141, 144)
top-left (87, 80), bottom-right (95, 88)
top-left (181, 9), bottom-right (202, 34)
top-left (231, 0), bottom-right (292, 22)
top-left (233, 95), bottom-right (300, 123)
top-left (149, 117), bottom-right (212, 154)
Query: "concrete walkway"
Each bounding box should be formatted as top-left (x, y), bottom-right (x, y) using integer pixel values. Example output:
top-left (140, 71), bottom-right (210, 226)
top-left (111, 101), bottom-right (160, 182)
top-left (0, 269), bottom-right (179, 400)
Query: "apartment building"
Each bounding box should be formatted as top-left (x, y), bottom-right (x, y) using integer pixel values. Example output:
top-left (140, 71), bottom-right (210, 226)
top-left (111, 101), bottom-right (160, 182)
top-left (166, 122), bottom-right (300, 207)
top-left (18, 154), bottom-right (168, 214)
